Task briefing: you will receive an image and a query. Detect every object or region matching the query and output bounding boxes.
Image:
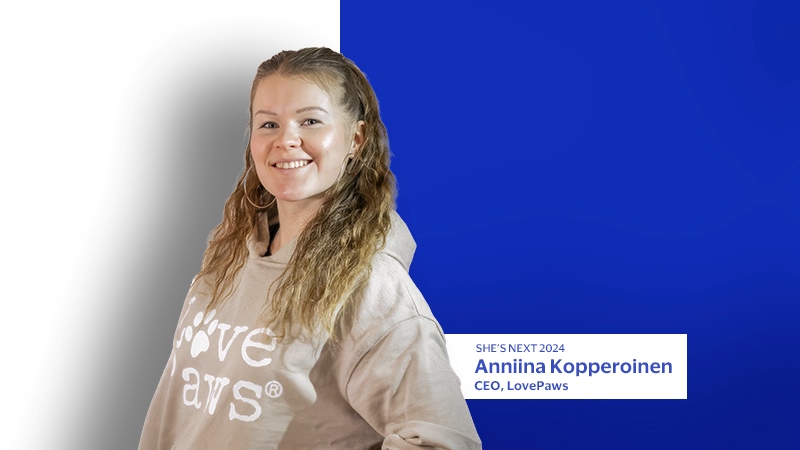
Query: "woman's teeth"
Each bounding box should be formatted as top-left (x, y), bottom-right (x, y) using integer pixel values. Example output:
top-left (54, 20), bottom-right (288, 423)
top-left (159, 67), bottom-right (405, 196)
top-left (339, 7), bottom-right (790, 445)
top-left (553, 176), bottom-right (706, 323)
top-left (275, 160), bottom-right (310, 169)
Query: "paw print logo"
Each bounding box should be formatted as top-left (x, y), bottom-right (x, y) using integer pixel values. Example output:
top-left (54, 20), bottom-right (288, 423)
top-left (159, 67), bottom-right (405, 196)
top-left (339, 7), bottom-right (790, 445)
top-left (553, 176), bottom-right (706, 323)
top-left (177, 304), bottom-right (220, 358)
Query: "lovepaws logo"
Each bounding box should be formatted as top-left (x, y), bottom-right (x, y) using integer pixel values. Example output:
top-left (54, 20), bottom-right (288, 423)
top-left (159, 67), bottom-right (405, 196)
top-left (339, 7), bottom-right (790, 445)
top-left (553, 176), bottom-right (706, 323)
top-left (168, 296), bottom-right (284, 422)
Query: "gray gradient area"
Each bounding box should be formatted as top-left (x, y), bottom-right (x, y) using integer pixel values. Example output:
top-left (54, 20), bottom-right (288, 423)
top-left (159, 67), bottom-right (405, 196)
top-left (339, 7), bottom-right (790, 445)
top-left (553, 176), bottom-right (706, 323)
top-left (68, 60), bottom-right (263, 450)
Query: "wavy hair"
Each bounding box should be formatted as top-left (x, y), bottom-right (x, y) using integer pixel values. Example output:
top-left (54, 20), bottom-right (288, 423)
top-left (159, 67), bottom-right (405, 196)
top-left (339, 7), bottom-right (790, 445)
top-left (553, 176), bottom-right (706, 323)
top-left (196, 47), bottom-right (396, 340)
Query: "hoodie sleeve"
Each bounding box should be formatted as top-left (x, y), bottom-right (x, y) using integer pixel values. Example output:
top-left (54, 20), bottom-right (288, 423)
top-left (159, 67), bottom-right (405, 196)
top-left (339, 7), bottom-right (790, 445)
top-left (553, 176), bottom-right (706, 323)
top-left (345, 316), bottom-right (482, 450)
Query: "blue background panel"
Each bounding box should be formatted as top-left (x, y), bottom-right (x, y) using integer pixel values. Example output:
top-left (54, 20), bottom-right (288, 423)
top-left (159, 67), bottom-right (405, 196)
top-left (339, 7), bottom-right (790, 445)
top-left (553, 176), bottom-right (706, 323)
top-left (342, 1), bottom-right (799, 448)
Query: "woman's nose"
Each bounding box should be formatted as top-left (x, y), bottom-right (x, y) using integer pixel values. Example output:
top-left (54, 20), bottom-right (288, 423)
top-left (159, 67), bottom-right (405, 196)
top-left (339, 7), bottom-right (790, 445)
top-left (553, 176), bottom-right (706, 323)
top-left (276, 124), bottom-right (301, 148)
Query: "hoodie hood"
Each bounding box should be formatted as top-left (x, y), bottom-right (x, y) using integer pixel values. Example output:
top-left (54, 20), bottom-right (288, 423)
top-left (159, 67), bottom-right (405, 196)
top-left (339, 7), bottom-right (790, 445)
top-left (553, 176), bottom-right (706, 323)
top-left (248, 210), bottom-right (415, 271)
top-left (382, 211), bottom-right (416, 272)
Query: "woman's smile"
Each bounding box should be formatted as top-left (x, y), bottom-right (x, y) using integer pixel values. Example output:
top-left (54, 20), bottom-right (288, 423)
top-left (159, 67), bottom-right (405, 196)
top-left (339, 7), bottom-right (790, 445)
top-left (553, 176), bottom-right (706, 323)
top-left (273, 159), bottom-right (312, 170)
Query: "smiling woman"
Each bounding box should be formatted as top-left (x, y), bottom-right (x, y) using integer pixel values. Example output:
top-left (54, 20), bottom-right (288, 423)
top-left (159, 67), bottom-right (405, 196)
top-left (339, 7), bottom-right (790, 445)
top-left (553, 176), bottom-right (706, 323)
top-left (137, 47), bottom-right (481, 450)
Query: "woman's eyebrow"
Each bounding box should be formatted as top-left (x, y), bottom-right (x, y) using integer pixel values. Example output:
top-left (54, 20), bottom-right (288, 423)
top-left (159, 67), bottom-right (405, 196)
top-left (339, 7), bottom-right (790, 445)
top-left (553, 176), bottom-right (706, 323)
top-left (254, 106), bottom-right (329, 116)
top-left (296, 106), bottom-right (329, 114)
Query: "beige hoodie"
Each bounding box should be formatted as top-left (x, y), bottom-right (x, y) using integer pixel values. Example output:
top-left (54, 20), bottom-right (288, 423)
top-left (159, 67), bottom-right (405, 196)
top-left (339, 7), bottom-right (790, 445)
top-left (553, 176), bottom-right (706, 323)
top-left (138, 212), bottom-right (481, 449)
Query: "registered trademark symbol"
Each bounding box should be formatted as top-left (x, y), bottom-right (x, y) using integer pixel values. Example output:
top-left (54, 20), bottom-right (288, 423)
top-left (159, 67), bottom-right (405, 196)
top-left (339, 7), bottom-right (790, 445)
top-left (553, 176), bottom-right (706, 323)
top-left (265, 380), bottom-right (283, 398)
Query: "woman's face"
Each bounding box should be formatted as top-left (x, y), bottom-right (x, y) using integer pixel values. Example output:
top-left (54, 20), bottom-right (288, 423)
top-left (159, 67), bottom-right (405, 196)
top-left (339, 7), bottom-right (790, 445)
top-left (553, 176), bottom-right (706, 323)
top-left (250, 74), bottom-right (363, 212)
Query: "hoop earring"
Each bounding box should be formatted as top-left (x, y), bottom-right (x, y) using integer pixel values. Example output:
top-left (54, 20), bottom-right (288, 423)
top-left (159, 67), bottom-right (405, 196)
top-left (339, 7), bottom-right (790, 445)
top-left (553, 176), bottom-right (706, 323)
top-left (338, 152), bottom-right (355, 179)
top-left (242, 166), bottom-right (276, 209)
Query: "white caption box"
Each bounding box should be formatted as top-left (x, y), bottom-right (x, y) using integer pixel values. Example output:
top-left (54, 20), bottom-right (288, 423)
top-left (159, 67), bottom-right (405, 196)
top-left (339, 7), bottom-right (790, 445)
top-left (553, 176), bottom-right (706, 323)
top-left (445, 334), bottom-right (687, 399)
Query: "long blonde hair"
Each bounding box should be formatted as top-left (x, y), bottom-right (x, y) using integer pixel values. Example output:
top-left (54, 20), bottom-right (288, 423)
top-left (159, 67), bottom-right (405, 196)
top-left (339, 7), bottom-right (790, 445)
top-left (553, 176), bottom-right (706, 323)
top-left (196, 47), bottom-right (396, 339)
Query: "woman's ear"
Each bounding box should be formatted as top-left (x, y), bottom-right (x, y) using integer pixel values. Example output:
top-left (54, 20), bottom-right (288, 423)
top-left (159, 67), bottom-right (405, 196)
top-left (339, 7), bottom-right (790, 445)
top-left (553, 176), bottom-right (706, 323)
top-left (350, 120), bottom-right (366, 157)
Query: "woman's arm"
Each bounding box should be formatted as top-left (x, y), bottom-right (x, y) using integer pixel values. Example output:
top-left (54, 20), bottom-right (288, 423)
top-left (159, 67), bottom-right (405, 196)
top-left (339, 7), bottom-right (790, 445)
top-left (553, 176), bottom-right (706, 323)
top-left (345, 316), bottom-right (482, 450)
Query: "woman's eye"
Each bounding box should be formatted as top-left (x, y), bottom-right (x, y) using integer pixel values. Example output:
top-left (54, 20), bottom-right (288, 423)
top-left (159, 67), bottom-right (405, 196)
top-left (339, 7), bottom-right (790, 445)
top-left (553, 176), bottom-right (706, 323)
top-left (260, 122), bottom-right (278, 129)
top-left (302, 118), bottom-right (320, 125)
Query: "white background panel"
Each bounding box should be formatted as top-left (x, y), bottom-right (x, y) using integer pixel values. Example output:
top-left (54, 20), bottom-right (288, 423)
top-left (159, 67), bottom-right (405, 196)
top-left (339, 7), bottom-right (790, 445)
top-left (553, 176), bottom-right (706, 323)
top-left (0, 2), bottom-right (338, 449)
